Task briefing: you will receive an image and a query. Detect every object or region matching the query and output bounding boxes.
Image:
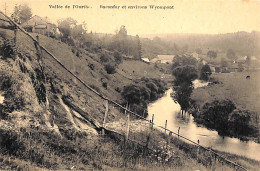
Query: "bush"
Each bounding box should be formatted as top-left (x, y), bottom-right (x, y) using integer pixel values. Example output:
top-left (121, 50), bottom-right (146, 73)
top-left (104, 64), bottom-right (116, 74)
top-left (200, 64), bottom-right (211, 81)
top-left (89, 84), bottom-right (101, 93)
top-left (196, 99), bottom-right (236, 134)
top-left (121, 78), bottom-right (167, 116)
top-left (1, 39), bottom-right (15, 59)
top-left (229, 109), bottom-right (258, 136)
top-left (100, 52), bottom-right (111, 63)
top-left (121, 84), bottom-right (150, 104)
top-left (113, 51), bottom-right (122, 64)
top-left (88, 63), bottom-right (95, 70)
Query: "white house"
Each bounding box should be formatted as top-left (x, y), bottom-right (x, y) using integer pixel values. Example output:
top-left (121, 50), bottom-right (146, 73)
top-left (150, 55), bottom-right (175, 64)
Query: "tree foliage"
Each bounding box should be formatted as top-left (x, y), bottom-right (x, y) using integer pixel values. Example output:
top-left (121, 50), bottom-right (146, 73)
top-left (171, 65), bottom-right (198, 112)
top-left (171, 55), bottom-right (197, 71)
top-left (172, 66), bottom-right (198, 85)
top-left (197, 100), bottom-right (236, 134)
top-left (200, 64), bottom-right (211, 81)
top-left (226, 49), bottom-right (237, 61)
top-left (195, 48), bottom-right (202, 54)
top-left (194, 100), bottom-right (258, 137)
top-left (12, 4), bottom-right (32, 24)
top-left (121, 78), bottom-right (167, 116)
top-left (57, 18), bottom-right (88, 47)
top-left (207, 50), bottom-right (217, 59)
top-left (172, 82), bottom-right (193, 111)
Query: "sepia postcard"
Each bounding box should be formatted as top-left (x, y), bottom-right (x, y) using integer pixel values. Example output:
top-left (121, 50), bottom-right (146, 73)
top-left (0, 0), bottom-right (260, 170)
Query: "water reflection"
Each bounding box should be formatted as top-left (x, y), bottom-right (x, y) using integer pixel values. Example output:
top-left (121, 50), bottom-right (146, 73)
top-left (148, 88), bottom-right (260, 161)
top-left (0, 92), bottom-right (4, 104)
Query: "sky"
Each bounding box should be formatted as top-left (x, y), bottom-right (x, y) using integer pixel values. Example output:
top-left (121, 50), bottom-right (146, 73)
top-left (0, 0), bottom-right (260, 36)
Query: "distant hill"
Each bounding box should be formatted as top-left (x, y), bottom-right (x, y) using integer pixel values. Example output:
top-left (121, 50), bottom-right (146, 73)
top-left (141, 31), bottom-right (260, 58)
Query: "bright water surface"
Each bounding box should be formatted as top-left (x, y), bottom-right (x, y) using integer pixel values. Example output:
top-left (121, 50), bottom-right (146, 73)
top-left (147, 80), bottom-right (260, 161)
top-left (0, 92), bottom-right (4, 104)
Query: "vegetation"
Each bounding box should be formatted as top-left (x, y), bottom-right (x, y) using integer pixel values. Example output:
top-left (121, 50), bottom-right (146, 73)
top-left (1, 7), bottom-right (260, 170)
top-left (194, 99), bottom-right (258, 137)
top-left (12, 4), bottom-right (32, 24)
top-left (200, 64), bottom-right (212, 81)
top-left (171, 55), bottom-right (198, 113)
top-left (207, 50), bottom-right (217, 60)
top-left (104, 63), bottom-right (116, 74)
top-left (191, 72), bottom-right (260, 140)
top-left (226, 48), bottom-right (237, 61)
top-left (121, 78), bottom-right (167, 116)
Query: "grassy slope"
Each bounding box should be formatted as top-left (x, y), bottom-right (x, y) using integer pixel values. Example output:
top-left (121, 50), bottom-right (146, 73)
top-left (1, 28), bottom-right (260, 170)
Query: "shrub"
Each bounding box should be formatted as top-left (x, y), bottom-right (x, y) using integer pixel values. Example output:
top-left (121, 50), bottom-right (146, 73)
top-left (104, 64), bottom-right (116, 74)
top-left (89, 84), bottom-right (101, 93)
top-left (102, 82), bottom-right (107, 89)
top-left (1, 39), bottom-right (15, 59)
top-left (100, 52), bottom-right (110, 63)
top-left (115, 87), bottom-right (121, 93)
top-left (113, 51), bottom-right (122, 64)
top-left (200, 64), bottom-right (212, 81)
top-left (88, 63), bottom-right (95, 70)
top-left (229, 109), bottom-right (258, 136)
top-left (195, 99), bottom-right (236, 134)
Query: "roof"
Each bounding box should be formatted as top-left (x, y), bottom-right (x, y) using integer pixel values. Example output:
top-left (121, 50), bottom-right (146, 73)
top-left (150, 55), bottom-right (175, 63)
top-left (157, 55), bottom-right (175, 60)
top-left (21, 15), bottom-right (54, 28)
top-left (141, 58), bottom-right (150, 62)
top-left (35, 25), bottom-right (47, 29)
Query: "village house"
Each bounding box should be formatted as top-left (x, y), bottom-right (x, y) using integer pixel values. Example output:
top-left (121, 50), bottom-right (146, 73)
top-left (141, 58), bottom-right (150, 63)
top-left (21, 15), bottom-right (59, 38)
top-left (150, 55), bottom-right (175, 64)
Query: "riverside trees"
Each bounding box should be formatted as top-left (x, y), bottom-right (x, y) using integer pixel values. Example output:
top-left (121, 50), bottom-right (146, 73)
top-left (171, 55), bottom-right (198, 114)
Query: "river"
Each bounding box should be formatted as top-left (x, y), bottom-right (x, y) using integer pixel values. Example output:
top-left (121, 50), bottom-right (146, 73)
top-left (0, 92), bottom-right (4, 104)
top-left (147, 80), bottom-right (260, 161)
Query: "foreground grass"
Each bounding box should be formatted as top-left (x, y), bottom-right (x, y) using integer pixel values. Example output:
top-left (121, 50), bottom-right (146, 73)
top-left (106, 119), bottom-right (260, 171)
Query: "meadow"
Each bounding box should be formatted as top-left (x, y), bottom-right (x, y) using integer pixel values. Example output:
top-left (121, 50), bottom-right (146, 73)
top-left (192, 70), bottom-right (260, 115)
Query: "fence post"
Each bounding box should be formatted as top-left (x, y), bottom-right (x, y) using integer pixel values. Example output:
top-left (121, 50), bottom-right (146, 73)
top-left (164, 120), bottom-right (167, 135)
top-left (125, 105), bottom-right (130, 141)
top-left (13, 25), bottom-right (17, 59)
top-left (178, 127), bottom-right (180, 139)
top-left (151, 114), bottom-right (154, 130)
top-left (102, 100), bottom-right (109, 135)
top-left (197, 139), bottom-right (200, 161)
top-left (167, 131), bottom-right (172, 146)
top-left (146, 114), bottom-right (154, 148)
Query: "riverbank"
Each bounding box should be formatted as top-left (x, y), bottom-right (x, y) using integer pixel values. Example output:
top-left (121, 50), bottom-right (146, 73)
top-left (191, 71), bottom-right (260, 142)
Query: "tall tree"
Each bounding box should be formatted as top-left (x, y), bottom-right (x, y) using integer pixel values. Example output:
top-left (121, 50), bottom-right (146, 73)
top-left (226, 49), bottom-right (237, 61)
top-left (135, 35), bottom-right (142, 59)
top-left (200, 64), bottom-right (212, 81)
top-left (57, 18), bottom-right (77, 45)
top-left (171, 65), bottom-right (198, 113)
top-left (207, 50), bottom-right (217, 60)
top-left (12, 4), bottom-right (32, 24)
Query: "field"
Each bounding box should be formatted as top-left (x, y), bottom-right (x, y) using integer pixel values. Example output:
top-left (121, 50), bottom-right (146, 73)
top-left (192, 70), bottom-right (260, 115)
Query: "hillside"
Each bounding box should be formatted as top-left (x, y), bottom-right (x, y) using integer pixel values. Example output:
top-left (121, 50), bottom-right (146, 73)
top-left (141, 31), bottom-right (260, 58)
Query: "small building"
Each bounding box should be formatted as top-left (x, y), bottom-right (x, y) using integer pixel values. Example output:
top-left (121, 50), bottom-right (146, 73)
top-left (150, 55), bottom-right (175, 64)
top-left (141, 58), bottom-right (150, 63)
top-left (208, 64), bottom-right (216, 73)
top-left (21, 15), bottom-right (58, 37)
top-left (191, 52), bottom-right (200, 60)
